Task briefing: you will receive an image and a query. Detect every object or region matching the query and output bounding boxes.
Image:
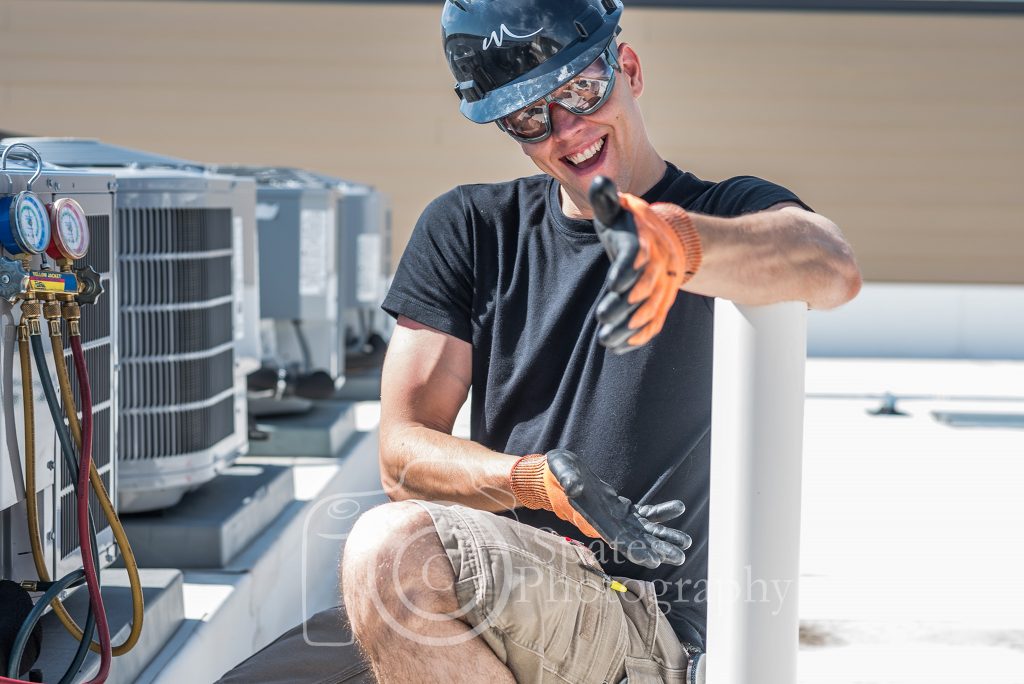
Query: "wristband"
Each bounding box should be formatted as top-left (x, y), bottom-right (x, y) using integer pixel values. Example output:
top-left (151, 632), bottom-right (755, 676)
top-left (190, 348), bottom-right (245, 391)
top-left (653, 202), bottom-right (703, 282)
top-left (508, 453), bottom-right (549, 510)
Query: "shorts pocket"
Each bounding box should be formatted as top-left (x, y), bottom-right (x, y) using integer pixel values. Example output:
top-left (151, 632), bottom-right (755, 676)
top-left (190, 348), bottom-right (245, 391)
top-left (622, 655), bottom-right (692, 684)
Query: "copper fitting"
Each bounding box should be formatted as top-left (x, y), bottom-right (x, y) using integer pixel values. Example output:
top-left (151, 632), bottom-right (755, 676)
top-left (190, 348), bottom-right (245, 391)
top-left (20, 301), bottom-right (44, 336)
top-left (43, 301), bottom-right (62, 321)
top-left (61, 301), bottom-right (82, 337)
top-left (62, 301), bottom-right (81, 322)
top-left (21, 300), bottom-right (42, 320)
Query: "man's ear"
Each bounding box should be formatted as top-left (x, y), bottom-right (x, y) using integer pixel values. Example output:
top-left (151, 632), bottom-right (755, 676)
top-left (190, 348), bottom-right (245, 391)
top-left (617, 42), bottom-right (644, 98)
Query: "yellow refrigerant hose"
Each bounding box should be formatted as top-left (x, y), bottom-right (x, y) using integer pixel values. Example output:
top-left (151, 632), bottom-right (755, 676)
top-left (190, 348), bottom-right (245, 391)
top-left (19, 303), bottom-right (145, 656)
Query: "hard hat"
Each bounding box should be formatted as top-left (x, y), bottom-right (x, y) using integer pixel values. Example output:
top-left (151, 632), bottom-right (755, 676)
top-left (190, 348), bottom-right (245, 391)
top-left (442, 0), bottom-right (624, 124)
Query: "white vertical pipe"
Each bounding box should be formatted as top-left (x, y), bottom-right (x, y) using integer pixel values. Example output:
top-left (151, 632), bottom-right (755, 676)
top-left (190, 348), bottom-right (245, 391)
top-left (706, 301), bottom-right (807, 684)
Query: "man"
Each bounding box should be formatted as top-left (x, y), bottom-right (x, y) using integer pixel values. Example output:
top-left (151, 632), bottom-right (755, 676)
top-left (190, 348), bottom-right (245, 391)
top-left (226, 0), bottom-right (860, 682)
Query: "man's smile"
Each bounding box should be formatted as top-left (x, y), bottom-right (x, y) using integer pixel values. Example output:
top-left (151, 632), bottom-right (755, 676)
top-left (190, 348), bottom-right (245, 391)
top-left (562, 135), bottom-right (608, 173)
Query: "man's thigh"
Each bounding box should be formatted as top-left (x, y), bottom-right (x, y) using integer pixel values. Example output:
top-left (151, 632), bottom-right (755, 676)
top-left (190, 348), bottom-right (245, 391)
top-left (411, 500), bottom-right (691, 684)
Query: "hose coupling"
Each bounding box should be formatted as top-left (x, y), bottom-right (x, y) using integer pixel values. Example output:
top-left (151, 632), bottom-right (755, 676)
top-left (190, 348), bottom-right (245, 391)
top-left (62, 301), bottom-right (82, 337)
top-left (43, 300), bottom-right (62, 321)
top-left (20, 300), bottom-right (43, 336)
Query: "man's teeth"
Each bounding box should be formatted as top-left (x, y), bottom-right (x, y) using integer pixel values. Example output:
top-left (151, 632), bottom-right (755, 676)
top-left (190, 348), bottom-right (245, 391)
top-left (567, 138), bottom-right (604, 166)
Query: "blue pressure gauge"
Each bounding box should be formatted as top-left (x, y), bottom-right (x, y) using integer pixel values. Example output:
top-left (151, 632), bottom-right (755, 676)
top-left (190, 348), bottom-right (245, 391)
top-left (0, 143), bottom-right (52, 256)
top-left (0, 191), bottom-right (51, 255)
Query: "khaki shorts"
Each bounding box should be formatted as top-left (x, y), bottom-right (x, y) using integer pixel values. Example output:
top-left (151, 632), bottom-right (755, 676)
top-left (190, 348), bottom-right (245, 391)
top-left (412, 500), bottom-right (701, 684)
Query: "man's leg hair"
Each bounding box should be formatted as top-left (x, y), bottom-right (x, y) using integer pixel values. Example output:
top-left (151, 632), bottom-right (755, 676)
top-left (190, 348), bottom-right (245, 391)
top-left (341, 501), bottom-right (515, 684)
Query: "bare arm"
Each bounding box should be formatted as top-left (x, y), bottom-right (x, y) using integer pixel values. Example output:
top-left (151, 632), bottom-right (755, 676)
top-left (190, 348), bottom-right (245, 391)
top-left (683, 202), bottom-right (862, 310)
top-left (379, 316), bottom-right (518, 512)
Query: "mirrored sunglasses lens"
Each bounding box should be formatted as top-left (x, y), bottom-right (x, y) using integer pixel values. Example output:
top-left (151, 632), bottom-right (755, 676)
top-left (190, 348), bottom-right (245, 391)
top-left (503, 105), bottom-right (549, 141)
top-left (554, 58), bottom-right (613, 113)
top-left (558, 78), bottom-right (609, 112)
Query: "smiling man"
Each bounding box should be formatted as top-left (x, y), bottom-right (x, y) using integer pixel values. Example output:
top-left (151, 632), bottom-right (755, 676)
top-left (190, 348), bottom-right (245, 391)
top-left (339, 1), bottom-right (861, 683)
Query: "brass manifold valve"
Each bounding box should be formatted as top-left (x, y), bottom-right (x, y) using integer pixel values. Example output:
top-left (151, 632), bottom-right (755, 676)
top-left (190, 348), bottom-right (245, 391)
top-left (0, 256), bottom-right (104, 336)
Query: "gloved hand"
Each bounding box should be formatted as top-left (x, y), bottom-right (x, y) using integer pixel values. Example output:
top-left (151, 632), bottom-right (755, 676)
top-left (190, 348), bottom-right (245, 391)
top-left (509, 449), bottom-right (692, 568)
top-left (590, 176), bottom-right (703, 354)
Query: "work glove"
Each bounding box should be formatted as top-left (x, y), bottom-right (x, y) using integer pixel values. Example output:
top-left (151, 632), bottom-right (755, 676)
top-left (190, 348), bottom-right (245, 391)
top-left (509, 449), bottom-right (692, 568)
top-left (590, 176), bottom-right (703, 354)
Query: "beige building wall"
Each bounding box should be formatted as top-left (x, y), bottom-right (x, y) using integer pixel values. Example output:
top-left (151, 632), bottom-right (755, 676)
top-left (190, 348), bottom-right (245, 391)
top-left (1, 1), bottom-right (1021, 284)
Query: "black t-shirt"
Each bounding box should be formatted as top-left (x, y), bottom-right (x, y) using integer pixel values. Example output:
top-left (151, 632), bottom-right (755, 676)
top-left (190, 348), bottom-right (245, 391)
top-left (382, 163), bottom-right (805, 647)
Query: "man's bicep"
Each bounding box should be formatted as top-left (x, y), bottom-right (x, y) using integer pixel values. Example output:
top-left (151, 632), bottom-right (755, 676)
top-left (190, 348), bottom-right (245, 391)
top-left (381, 315), bottom-right (472, 435)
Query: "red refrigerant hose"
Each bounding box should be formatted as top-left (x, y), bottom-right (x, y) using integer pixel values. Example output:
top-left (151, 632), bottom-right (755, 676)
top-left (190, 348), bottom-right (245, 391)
top-left (71, 336), bottom-right (112, 684)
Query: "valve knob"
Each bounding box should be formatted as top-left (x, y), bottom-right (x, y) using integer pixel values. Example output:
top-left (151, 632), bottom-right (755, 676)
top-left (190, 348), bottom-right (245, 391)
top-left (0, 256), bottom-right (29, 302)
top-left (74, 265), bottom-right (104, 305)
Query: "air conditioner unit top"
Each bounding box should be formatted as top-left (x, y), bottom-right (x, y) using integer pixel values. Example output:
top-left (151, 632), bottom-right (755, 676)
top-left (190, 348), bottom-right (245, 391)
top-left (1, 137), bottom-right (201, 171)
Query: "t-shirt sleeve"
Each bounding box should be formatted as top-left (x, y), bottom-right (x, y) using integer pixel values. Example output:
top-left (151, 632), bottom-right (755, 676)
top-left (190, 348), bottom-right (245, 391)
top-left (381, 187), bottom-right (474, 343)
top-left (695, 175), bottom-right (813, 217)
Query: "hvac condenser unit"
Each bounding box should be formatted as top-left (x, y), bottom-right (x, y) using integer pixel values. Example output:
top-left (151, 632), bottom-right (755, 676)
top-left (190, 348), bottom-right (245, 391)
top-left (0, 157), bottom-right (118, 584)
top-left (210, 166), bottom-right (344, 384)
top-left (4, 138), bottom-right (262, 512)
top-left (306, 173), bottom-right (392, 355)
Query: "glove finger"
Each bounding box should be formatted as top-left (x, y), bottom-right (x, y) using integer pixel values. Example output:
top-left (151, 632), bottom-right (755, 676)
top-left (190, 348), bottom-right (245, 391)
top-left (620, 542), bottom-right (662, 569)
top-left (641, 521), bottom-right (693, 550)
top-left (607, 236), bottom-right (643, 294)
top-left (545, 449), bottom-right (585, 498)
top-left (596, 290), bottom-right (641, 328)
top-left (590, 176), bottom-right (625, 227)
top-left (626, 281), bottom-right (669, 330)
top-left (626, 282), bottom-right (678, 347)
top-left (611, 341), bottom-right (643, 356)
top-left (598, 319), bottom-right (639, 350)
top-left (649, 536), bottom-right (687, 566)
top-left (636, 500), bottom-right (686, 523)
top-left (625, 251), bottom-right (661, 305)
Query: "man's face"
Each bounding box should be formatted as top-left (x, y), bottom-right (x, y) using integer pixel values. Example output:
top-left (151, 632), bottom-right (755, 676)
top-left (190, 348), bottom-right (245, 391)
top-left (515, 43), bottom-right (648, 214)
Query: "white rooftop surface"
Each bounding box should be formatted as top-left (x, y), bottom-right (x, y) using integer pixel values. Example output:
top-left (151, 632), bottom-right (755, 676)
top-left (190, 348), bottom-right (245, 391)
top-left (799, 358), bottom-right (1024, 683)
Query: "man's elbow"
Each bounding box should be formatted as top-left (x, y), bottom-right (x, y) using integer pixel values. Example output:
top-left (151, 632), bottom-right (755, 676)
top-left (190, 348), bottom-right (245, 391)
top-left (378, 431), bottom-right (412, 502)
top-left (810, 251), bottom-right (862, 311)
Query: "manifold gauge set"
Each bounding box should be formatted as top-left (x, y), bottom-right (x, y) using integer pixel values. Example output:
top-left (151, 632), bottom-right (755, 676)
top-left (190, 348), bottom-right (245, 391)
top-left (0, 145), bottom-right (95, 300)
top-left (0, 142), bottom-right (131, 684)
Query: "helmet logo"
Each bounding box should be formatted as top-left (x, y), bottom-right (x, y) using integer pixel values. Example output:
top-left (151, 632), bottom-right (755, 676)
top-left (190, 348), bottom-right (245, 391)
top-left (482, 24), bottom-right (543, 50)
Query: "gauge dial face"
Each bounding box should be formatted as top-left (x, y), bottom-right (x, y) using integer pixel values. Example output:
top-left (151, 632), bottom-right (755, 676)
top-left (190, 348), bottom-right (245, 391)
top-left (13, 192), bottom-right (51, 254)
top-left (51, 198), bottom-right (90, 259)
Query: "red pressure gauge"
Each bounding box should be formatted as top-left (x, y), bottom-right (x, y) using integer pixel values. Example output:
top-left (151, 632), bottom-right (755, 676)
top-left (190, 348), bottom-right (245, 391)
top-left (46, 197), bottom-right (90, 260)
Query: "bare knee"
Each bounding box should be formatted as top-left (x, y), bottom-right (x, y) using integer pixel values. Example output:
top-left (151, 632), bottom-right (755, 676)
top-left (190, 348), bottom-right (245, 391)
top-left (342, 501), bottom-right (436, 574)
top-left (341, 502), bottom-right (455, 631)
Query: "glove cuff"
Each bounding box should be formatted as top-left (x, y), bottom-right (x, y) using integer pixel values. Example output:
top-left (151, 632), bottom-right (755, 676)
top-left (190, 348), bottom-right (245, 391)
top-left (508, 454), bottom-right (551, 511)
top-left (652, 203), bottom-right (703, 283)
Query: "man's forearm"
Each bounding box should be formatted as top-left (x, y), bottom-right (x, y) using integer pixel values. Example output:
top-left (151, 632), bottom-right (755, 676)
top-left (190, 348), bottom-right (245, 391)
top-left (684, 205), bottom-right (862, 310)
top-left (380, 422), bottom-right (519, 512)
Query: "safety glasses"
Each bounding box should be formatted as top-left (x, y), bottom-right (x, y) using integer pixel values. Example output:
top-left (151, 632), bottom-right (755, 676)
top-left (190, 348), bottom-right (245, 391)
top-left (497, 47), bottom-right (620, 144)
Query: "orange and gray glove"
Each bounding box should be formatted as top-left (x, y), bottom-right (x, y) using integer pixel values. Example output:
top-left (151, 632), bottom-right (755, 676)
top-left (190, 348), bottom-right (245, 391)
top-left (509, 449), bottom-right (692, 568)
top-left (590, 176), bottom-right (703, 354)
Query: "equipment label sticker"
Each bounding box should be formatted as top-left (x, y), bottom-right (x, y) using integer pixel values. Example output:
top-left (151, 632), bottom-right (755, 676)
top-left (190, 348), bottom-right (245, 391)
top-left (299, 209), bottom-right (328, 296)
top-left (356, 233), bottom-right (381, 304)
top-left (28, 271), bottom-right (78, 294)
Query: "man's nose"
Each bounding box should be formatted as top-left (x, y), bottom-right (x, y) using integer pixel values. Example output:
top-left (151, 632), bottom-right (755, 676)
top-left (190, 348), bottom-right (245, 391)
top-left (548, 102), bottom-right (586, 140)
